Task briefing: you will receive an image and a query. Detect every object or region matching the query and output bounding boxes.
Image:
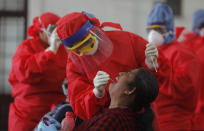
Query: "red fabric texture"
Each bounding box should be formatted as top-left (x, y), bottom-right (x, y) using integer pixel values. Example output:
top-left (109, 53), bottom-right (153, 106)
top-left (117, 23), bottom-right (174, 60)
top-left (180, 32), bottom-right (204, 130)
top-left (175, 26), bottom-right (185, 40)
top-left (181, 32), bottom-right (204, 52)
top-left (8, 38), bottom-right (67, 131)
top-left (27, 12), bottom-right (60, 40)
top-left (56, 12), bottom-right (100, 39)
top-left (100, 22), bottom-right (123, 30)
top-left (192, 46), bottom-right (204, 130)
top-left (154, 41), bottom-right (200, 131)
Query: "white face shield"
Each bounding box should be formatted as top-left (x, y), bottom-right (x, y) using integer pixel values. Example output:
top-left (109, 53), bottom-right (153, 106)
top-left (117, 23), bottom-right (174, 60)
top-left (147, 30), bottom-right (165, 46)
top-left (61, 20), bottom-right (113, 73)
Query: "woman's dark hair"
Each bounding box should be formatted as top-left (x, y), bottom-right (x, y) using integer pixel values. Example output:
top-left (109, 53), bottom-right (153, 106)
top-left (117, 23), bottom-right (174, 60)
top-left (128, 68), bottom-right (159, 131)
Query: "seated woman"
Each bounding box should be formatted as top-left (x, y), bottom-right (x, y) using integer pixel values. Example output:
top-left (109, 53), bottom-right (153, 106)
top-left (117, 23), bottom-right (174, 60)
top-left (38, 68), bottom-right (159, 131)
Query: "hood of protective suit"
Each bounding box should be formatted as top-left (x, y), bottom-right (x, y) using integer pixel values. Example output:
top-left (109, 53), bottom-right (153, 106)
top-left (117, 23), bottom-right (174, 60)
top-left (27, 12), bottom-right (60, 40)
top-left (147, 3), bottom-right (175, 44)
top-left (56, 12), bottom-right (100, 40)
top-left (56, 12), bottom-right (116, 72)
top-left (192, 9), bottom-right (204, 35)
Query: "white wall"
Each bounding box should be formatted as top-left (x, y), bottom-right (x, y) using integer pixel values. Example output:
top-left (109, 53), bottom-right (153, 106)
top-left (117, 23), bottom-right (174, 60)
top-left (177, 0), bottom-right (204, 30)
top-left (28, 0), bottom-right (204, 39)
top-left (28, 0), bottom-right (152, 38)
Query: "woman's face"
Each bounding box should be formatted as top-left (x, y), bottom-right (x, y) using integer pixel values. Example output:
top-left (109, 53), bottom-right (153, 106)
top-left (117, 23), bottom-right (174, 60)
top-left (109, 69), bottom-right (138, 99)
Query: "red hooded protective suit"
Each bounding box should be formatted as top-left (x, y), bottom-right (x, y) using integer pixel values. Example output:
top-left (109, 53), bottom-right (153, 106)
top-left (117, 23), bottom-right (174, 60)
top-left (179, 30), bottom-right (204, 130)
top-left (56, 13), bottom-right (171, 124)
top-left (8, 12), bottom-right (67, 131)
top-left (154, 40), bottom-right (200, 131)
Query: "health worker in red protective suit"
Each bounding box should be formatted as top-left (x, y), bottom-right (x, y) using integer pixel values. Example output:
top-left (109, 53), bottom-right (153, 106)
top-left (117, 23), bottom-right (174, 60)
top-left (55, 11), bottom-right (171, 123)
top-left (146, 3), bottom-right (200, 131)
top-left (8, 12), bottom-right (67, 131)
top-left (179, 9), bottom-right (204, 130)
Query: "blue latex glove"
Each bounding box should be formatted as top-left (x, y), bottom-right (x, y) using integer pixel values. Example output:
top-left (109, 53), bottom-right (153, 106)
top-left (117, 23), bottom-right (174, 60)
top-left (37, 118), bottom-right (61, 131)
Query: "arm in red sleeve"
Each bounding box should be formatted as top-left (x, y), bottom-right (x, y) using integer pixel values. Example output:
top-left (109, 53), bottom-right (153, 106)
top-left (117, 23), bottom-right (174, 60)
top-left (66, 57), bottom-right (109, 120)
top-left (12, 39), bottom-right (57, 84)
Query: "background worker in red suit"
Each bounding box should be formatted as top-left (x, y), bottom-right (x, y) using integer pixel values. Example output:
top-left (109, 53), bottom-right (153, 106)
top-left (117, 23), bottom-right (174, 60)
top-left (180, 9), bottom-right (204, 52)
top-left (55, 11), bottom-right (171, 124)
top-left (146, 3), bottom-right (200, 131)
top-left (8, 12), bottom-right (67, 131)
top-left (182, 9), bottom-right (204, 130)
top-left (175, 9), bottom-right (204, 130)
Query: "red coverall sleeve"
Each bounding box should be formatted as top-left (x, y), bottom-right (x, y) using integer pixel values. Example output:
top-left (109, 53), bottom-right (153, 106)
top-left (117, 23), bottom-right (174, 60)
top-left (170, 49), bottom-right (200, 110)
top-left (66, 57), bottom-right (109, 120)
top-left (11, 40), bottom-right (57, 84)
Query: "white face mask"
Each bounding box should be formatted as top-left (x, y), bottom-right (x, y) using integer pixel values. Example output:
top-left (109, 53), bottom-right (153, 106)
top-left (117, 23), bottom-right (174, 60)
top-left (147, 30), bottom-right (165, 46)
top-left (200, 28), bottom-right (204, 37)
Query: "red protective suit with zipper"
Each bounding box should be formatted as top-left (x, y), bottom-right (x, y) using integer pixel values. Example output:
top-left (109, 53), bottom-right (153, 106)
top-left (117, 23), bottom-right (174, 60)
top-left (8, 38), bottom-right (67, 131)
top-left (154, 40), bottom-right (200, 131)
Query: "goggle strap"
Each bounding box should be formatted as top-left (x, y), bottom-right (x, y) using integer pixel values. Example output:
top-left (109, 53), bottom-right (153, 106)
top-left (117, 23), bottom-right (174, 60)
top-left (100, 22), bottom-right (123, 31)
top-left (146, 25), bottom-right (165, 29)
top-left (67, 34), bottom-right (92, 50)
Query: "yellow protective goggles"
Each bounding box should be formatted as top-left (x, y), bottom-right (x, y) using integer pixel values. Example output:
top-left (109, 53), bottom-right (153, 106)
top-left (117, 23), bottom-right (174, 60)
top-left (66, 34), bottom-right (97, 56)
